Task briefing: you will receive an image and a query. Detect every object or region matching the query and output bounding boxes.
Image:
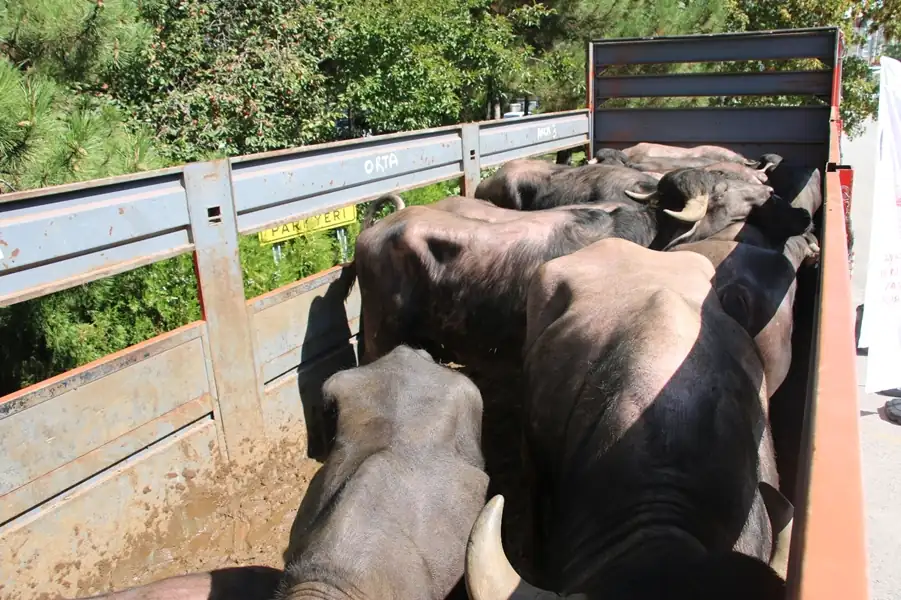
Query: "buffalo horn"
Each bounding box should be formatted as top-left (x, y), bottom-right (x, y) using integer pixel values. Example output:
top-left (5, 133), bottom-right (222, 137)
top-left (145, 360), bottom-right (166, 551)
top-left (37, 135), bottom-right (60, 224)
top-left (466, 496), bottom-right (569, 600)
top-left (624, 189), bottom-right (656, 202)
top-left (664, 194), bottom-right (708, 223)
top-left (757, 162), bottom-right (775, 173)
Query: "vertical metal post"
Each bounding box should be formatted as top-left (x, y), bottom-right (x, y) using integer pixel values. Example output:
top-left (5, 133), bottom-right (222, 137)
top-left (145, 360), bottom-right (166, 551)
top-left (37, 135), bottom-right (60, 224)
top-left (184, 160), bottom-right (265, 465)
top-left (586, 40), bottom-right (596, 160)
top-left (461, 123), bottom-right (481, 197)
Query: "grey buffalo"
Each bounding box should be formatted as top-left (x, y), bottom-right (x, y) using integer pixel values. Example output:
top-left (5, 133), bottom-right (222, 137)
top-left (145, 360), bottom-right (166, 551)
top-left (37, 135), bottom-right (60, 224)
top-left (71, 346), bottom-right (488, 600)
top-left (466, 238), bottom-right (793, 600)
top-left (276, 345), bottom-right (488, 600)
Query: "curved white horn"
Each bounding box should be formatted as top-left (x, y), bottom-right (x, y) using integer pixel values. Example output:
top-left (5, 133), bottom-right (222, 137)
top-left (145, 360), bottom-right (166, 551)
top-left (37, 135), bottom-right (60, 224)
top-left (624, 189), bottom-right (656, 202)
top-left (466, 496), bottom-right (566, 600)
top-left (663, 194), bottom-right (709, 223)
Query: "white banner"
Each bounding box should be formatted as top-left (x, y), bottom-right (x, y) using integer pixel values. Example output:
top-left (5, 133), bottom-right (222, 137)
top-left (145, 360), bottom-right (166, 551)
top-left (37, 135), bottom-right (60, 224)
top-left (859, 56), bottom-right (901, 394)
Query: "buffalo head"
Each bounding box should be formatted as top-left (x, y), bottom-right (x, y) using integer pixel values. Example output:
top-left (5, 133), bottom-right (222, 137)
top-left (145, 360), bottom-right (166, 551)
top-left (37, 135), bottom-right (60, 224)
top-left (625, 168), bottom-right (811, 249)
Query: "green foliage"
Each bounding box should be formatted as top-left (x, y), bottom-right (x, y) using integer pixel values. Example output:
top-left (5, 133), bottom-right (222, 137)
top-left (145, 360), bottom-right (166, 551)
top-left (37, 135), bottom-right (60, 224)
top-left (0, 255), bottom-right (201, 394)
top-left (884, 43), bottom-right (901, 61)
top-left (110, 0), bottom-right (340, 163)
top-left (841, 56), bottom-right (880, 137)
top-left (0, 58), bottom-right (163, 191)
top-left (1, 0), bottom-right (151, 83)
top-left (500, 0), bottom-right (733, 112)
top-left (240, 231), bottom-right (339, 299)
top-left (726, 0), bottom-right (878, 138)
top-left (861, 0), bottom-right (901, 41)
top-left (326, 0), bottom-right (536, 132)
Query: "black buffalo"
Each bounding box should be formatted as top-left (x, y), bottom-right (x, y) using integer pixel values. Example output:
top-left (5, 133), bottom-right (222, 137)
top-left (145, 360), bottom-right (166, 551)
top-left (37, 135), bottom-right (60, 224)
top-left (466, 238), bottom-right (793, 600)
top-left (474, 158), bottom-right (657, 210)
top-left (353, 169), bottom-right (811, 367)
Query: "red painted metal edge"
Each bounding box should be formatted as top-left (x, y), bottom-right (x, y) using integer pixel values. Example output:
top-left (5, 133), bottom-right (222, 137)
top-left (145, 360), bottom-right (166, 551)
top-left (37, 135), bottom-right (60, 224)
top-left (792, 165), bottom-right (868, 600)
top-left (830, 31), bottom-right (844, 109)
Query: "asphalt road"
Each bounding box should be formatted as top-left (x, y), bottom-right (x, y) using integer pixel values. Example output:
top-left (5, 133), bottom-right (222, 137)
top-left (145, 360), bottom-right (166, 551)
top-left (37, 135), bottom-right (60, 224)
top-left (843, 119), bottom-right (901, 600)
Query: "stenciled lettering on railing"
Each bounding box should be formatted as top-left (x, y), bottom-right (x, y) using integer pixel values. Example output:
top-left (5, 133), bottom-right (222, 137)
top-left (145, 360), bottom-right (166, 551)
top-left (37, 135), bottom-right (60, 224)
top-left (536, 124), bottom-right (558, 141)
top-left (364, 152), bottom-right (400, 175)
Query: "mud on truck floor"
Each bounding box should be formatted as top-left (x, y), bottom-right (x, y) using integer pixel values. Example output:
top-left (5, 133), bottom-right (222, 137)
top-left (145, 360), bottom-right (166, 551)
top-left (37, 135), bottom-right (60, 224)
top-left (54, 363), bottom-right (534, 599)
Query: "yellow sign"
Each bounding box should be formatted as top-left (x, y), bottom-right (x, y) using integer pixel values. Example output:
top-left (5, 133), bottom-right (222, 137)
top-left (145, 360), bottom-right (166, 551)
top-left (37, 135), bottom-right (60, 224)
top-left (258, 205), bottom-right (357, 245)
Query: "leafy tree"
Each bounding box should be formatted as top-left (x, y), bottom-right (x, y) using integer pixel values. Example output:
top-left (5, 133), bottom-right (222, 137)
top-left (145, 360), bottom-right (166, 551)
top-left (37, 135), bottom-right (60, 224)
top-left (726, 0), bottom-right (879, 138)
top-left (109, 0), bottom-right (341, 163)
top-left (860, 0), bottom-right (901, 42)
top-left (496, 0), bottom-right (733, 112)
top-left (324, 0), bottom-right (539, 133)
top-left (1, 0), bottom-right (162, 192)
top-left (884, 42), bottom-right (901, 60)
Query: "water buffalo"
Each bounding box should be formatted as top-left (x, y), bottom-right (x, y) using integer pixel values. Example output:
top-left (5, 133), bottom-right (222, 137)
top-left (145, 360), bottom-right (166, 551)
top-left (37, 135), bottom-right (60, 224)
top-left (353, 169), bottom-right (811, 367)
top-left (623, 142), bottom-right (758, 165)
top-left (623, 169), bottom-right (811, 250)
top-left (276, 345), bottom-right (489, 600)
top-left (674, 228), bottom-right (820, 397)
top-left (71, 346), bottom-right (488, 600)
top-left (474, 158), bottom-right (657, 211)
top-left (466, 238), bottom-right (792, 600)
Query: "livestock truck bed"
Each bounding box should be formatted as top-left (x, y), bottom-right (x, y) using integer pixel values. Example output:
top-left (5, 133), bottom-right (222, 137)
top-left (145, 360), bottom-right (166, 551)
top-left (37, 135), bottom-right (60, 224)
top-left (0, 27), bottom-right (865, 600)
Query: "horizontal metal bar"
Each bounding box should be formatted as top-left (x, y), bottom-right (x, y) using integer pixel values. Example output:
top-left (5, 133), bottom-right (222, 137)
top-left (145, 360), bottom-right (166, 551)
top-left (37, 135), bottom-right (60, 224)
top-left (0, 230), bottom-right (193, 307)
top-left (231, 129), bottom-right (464, 214)
top-left (592, 28), bottom-right (838, 66)
top-left (479, 111), bottom-right (590, 159)
top-left (236, 164), bottom-right (462, 235)
top-left (0, 166), bottom-right (186, 206)
top-left (0, 395), bottom-right (212, 524)
top-left (0, 178), bottom-right (188, 273)
top-left (0, 322), bottom-right (206, 419)
top-left (594, 70), bottom-right (834, 99)
top-left (480, 137), bottom-right (589, 168)
top-left (593, 107), bottom-right (831, 145)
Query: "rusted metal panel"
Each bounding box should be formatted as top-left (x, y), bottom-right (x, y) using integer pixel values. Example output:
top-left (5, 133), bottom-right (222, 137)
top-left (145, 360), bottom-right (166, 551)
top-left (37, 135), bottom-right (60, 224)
top-left (461, 123), bottom-right (481, 197)
top-left (249, 266), bottom-right (360, 384)
top-left (594, 70), bottom-right (833, 99)
top-left (594, 106), bottom-right (832, 145)
top-left (0, 322), bottom-right (206, 418)
top-left (0, 334), bottom-right (212, 496)
top-left (790, 169), bottom-right (868, 600)
top-left (1, 396), bottom-right (213, 525)
top-left (591, 28), bottom-right (839, 66)
top-left (261, 344), bottom-right (357, 454)
top-left (479, 111), bottom-right (590, 167)
top-left (184, 160), bottom-right (265, 464)
top-left (0, 418), bottom-right (221, 600)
